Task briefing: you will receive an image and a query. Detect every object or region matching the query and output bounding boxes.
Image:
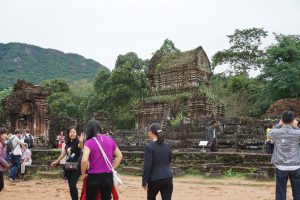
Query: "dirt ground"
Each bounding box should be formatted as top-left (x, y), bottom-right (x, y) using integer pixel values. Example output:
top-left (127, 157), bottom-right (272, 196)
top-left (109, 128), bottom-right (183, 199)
top-left (0, 174), bottom-right (294, 200)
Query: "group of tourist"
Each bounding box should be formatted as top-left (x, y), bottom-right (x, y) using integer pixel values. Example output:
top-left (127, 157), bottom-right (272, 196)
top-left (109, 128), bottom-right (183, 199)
top-left (1, 110), bottom-right (299, 200)
top-left (49, 119), bottom-right (173, 200)
top-left (0, 128), bottom-right (33, 191)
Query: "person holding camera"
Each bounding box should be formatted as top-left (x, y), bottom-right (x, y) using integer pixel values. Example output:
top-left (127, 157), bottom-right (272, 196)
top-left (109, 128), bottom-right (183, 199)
top-left (268, 110), bottom-right (300, 200)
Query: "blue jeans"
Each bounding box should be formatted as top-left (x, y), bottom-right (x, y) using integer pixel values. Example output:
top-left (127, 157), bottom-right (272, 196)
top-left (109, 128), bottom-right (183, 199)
top-left (276, 168), bottom-right (300, 200)
top-left (8, 154), bottom-right (21, 180)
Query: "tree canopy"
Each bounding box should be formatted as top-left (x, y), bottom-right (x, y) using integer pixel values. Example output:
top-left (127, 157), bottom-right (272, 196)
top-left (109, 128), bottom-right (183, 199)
top-left (212, 28), bottom-right (268, 75)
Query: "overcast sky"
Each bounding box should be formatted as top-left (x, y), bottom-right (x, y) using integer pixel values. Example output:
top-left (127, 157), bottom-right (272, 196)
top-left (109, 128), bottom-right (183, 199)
top-left (1, 0), bottom-right (299, 74)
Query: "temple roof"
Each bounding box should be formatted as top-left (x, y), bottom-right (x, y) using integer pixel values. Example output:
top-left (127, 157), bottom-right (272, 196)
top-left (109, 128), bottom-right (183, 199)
top-left (148, 46), bottom-right (211, 76)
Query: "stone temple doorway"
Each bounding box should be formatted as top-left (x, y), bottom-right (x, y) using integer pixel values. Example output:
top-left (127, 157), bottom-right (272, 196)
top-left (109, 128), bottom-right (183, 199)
top-left (2, 80), bottom-right (50, 146)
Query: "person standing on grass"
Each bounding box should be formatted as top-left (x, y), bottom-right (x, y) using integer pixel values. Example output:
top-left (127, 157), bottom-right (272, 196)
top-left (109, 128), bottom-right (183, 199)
top-left (268, 110), bottom-right (300, 200)
top-left (142, 123), bottom-right (173, 200)
top-left (0, 128), bottom-right (9, 192)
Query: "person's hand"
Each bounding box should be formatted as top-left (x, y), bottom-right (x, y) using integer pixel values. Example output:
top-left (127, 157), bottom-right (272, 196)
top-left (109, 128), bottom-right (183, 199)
top-left (79, 133), bottom-right (84, 143)
top-left (50, 160), bottom-right (59, 167)
top-left (5, 163), bottom-right (10, 170)
top-left (142, 185), bottom-right (148, 191)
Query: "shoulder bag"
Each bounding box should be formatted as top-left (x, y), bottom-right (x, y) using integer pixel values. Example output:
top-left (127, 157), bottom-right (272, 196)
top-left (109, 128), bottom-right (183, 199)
top-left (93, 137), bottom-right (122, 187)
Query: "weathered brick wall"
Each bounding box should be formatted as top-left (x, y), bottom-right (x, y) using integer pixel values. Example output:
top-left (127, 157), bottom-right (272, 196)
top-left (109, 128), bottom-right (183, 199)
top-left (31, 149), bottom-right (273, 176)
top-left (113, 117), bottom-right (277, 152)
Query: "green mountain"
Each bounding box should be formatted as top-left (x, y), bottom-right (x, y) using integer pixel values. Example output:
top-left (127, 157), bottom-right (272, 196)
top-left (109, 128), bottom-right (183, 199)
top-left (0, 42), bottom-right (109, 90)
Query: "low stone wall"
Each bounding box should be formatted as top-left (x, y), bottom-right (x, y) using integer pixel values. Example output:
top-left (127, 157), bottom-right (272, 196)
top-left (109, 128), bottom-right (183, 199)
top-left (31, 149), bottom-right (274, 178)
top-left (113, 117), bottom-right (277, 152)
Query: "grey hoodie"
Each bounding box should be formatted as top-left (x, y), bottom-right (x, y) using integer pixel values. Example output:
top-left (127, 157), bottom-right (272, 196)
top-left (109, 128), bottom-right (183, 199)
top-left (268, 126), bottom-right (300, 167)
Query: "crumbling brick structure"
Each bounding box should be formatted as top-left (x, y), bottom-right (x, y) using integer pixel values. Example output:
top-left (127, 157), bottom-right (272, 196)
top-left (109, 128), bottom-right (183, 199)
top-left (134, 46), bottom-right (224, 130)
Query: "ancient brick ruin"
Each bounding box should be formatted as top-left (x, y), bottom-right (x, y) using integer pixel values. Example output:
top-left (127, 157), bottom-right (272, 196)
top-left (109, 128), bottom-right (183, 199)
top-left (134, 46), bottom-right (224, 130)
top-left (2, 80), bottom-right (50, 145)
top-left (264, 98), bottom-right (300, 118)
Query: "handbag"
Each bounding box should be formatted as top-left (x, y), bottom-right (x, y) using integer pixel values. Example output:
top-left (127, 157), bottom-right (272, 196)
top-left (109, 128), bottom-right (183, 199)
top-left (93, 137), bottom-right (123, 187)
top-left (65, 161), bottom-right (79, 170)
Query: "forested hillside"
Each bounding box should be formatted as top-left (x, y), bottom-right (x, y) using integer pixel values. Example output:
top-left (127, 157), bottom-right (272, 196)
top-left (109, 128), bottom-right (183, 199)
top-left (0, 42), bottom-right (108, 89)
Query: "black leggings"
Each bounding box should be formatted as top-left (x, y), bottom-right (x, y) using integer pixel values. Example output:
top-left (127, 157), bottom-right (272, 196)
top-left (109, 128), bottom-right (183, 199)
top-left (147, 178), bottom-right (173, 200)
top-left (0, 172), bottom-right (4, 192)
top-left (65, 170), bottom-right (80, 200)
top-left (86, 173), bottom-right (113, 200)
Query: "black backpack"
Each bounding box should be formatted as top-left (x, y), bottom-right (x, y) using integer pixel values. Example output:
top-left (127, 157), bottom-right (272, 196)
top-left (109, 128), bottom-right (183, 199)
top-left (6, 136), bottom-right (16, 155)
top-left (24, 134), bottom-right (34, 149)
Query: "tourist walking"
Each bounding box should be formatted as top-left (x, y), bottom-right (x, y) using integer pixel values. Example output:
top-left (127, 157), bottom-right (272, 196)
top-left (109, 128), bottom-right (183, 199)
top-left (207, 121), bottom-right (219, 152)
top-left (268, 110), bottom-right (300, 200)
top-left (142, 123), bottom-right (173, 200)
top-left (7, 129), bottom-right (25, 181)
top-left (51, 127), bottom-right (84, 200)
top-left (0, 128), bottom-right (9, 192)
top-left (81, 119), bottom-right (123, 200)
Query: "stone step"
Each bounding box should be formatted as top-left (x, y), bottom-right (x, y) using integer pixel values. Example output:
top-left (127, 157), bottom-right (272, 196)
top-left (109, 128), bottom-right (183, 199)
top-left (122, 166), bottom-right (183, 176)
top-left (122, 167), bottom-right (142, 175)
top-left (38, 171), bottom-right (63, 179)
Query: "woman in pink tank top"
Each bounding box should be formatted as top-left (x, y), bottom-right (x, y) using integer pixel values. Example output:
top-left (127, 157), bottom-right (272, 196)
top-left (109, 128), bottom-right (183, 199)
top-left (81, 119), bottom-right (123, 200)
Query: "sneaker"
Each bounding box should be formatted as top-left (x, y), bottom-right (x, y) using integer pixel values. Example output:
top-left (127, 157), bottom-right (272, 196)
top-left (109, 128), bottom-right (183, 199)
top-left (8, 177), bottom-right (14, 182)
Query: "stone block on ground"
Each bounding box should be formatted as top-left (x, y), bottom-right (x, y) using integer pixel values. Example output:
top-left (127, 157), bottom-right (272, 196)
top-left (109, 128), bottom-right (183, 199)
top-left (38, 171), bottom-right (62, 179)
top-left (122, 167), bottom-right (143, 175)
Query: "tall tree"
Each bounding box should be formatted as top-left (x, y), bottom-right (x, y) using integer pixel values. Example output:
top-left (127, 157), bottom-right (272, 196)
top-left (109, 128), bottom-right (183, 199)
top-left (155, 39), bottom-right (180, 55)
top-left (115, 52), bottom-right (147, 71)
top-left (261, 34), bottom-right (300, 100)
top-left (212, 28), bottom-right (268, 75)
top-left (83, 52), bottom-right (149, 129)
top-left (42, 78), bottom-right (70, 93)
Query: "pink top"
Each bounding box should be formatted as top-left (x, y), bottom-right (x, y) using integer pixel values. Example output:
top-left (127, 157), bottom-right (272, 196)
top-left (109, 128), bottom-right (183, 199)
top-left (84, 135), bottom-right (117, 174)
top-left (22, 149), bottom-right (32, 164)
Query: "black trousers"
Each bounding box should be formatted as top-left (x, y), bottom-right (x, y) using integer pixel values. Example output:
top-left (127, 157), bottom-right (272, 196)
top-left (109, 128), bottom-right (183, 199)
top-left (65, 170), bottom-right (80, 200)
top-left (148, 178), bottom-right (173, 200)
top-left (266, 141), bottom-right (274, 154)
top-left (86, 173), bottom-right (113, 200)
top-left (210, 141), bottom-right (218, 152)
top-left (0, 172), bottom-right (4, 192)
top-left (276, 168), bottom-right (300, 200)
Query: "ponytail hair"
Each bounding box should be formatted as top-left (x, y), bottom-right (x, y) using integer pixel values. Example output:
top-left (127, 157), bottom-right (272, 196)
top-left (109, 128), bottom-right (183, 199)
top-left (149, 123), bottom-right (165, 144)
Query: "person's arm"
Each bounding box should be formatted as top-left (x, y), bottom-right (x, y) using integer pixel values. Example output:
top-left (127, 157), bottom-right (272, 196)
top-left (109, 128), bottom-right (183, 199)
top-left (142, 145), bottom-right (152, 189)
top-left (23, 154), bottom-right (29, 163)
top-left (81, 146), bottom-right (90, 177)
top-left (0, 144), bottom-right (9, 169)
top-left (51, 148), bottom-right (67, 166)
top-left (112, 147), bottom-right (123, 169)
top-left (15, 137), bottom-right (25, 147)
top-left (78, 134), bottom-right (84, 149)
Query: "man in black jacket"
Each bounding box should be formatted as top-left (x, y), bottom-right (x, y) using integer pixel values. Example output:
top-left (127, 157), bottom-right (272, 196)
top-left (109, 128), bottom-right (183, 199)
top-left (207, 121), bottom-right (219, 152)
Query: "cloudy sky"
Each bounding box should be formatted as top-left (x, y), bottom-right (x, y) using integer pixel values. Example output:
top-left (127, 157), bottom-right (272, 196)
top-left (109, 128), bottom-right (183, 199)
top-left (1, 0), bottom-right (299, 73)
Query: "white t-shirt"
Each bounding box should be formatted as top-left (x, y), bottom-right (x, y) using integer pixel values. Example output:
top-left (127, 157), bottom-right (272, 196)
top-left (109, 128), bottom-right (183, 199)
top-left (9, 135), bottom-right (23, 156)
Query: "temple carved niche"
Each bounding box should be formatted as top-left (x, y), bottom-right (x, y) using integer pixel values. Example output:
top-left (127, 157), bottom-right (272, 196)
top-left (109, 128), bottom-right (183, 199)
top-left (3, 80), bottom-right (50, 142)
top-left (134, 46), bottom-right (224, 130)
